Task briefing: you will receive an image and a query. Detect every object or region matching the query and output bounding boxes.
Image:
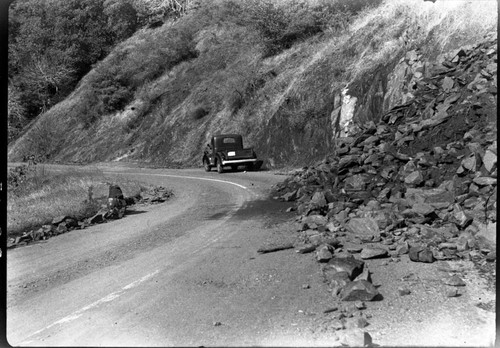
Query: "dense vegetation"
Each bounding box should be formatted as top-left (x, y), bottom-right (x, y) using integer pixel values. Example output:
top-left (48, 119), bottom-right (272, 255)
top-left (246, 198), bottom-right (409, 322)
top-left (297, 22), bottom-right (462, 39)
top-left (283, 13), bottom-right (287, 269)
top-left (8, 0), bottom-right (189, 140)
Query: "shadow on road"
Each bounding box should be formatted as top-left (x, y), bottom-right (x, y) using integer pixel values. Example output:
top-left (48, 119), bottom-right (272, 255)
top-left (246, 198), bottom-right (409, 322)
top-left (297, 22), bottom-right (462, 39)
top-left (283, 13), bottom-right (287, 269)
top-left (124, 209), bottom-right (148, 216)
top-left (231, 197), bottom-right (294, 225)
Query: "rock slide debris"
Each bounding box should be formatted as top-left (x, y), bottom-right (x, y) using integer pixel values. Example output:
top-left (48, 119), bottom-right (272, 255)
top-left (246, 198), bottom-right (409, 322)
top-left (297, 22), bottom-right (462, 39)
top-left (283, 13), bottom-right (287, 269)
top-left (271, 34), bottom-right (496, 344)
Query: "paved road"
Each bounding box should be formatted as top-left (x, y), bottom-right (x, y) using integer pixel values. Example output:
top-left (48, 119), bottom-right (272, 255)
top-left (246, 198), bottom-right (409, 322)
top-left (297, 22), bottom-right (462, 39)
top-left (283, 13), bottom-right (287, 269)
top-left (7, 165), bottom-right (338, 346)
top-left (7, 164), bottom-right (497, 346)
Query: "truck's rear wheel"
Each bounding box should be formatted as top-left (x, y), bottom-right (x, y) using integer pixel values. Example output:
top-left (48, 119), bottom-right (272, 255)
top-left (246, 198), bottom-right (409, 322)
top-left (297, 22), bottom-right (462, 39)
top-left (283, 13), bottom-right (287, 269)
top-left (217, 160), bottom-right (224, 173)
top-left (203, 158), bottom-right (211, 172)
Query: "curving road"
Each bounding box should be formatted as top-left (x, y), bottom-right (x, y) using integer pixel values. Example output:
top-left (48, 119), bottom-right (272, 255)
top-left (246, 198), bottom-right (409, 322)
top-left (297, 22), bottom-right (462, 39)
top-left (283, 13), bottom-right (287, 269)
top-left (7, 165), bottom-right (337, 346)
top-left (7, 164), bottom-right (496, 346)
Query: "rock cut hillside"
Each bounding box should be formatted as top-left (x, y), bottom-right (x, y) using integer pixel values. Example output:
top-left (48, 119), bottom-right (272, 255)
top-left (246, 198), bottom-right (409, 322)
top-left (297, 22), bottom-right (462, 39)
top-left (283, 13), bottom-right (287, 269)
top-left (8, 0), bottom-right (498, 169)
top-left (269, 34), bottom-right (496, 342)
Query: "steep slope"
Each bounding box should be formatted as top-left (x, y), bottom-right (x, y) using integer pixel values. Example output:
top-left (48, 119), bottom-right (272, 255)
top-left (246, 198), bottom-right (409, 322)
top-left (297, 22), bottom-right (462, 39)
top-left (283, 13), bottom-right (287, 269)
top-left (270, 35), bottom-right (496, 344)
top-left (8, 0), bottom-right (497, 169)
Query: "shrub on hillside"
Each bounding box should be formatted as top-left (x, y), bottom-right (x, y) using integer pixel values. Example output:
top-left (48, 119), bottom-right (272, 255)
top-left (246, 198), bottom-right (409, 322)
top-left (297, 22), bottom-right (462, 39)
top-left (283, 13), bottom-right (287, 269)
top-left (8, 84), bottom-right (27, 141)
top-left (7, 164), bottom-right (36, 190)
top-left (189, 106), bottom-right (210, 120)
top-left (245, 0), bottom-right (382, 56)
top-left (79, 24), bottom-right (198, 126)
top-left (23, 116), bottom-right (64, 160)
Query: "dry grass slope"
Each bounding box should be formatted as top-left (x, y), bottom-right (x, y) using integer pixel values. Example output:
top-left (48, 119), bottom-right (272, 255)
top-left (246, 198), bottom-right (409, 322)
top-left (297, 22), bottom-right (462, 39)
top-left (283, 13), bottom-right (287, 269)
top-left (8, 0), bottom-right (497, 168)
top-left (7, 165), bottom-right (144, 237)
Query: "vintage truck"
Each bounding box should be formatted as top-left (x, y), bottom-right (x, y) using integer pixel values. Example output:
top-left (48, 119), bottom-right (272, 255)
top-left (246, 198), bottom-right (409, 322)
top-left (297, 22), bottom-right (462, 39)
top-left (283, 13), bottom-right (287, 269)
top-left (202, 134), bottom-right (262, 173)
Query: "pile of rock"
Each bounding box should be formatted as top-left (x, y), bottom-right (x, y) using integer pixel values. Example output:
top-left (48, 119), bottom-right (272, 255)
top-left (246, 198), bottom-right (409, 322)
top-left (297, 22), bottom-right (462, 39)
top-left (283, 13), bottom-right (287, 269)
top-left (273, 36), bottom-right (496, 305)
top-left (135, 186), bottom-right (173, 204)
top-left (8, 216), bottom-right (87, 248)
top-left (7, 186), bottom-right (174, 249)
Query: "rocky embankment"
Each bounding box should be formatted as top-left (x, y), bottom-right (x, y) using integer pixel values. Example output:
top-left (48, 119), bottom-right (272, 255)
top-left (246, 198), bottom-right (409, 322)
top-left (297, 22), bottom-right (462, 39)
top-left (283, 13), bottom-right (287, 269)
top-left (7, 186), bottom-right (173, 249)
top-left (272, 35), bottom-right (497, 345)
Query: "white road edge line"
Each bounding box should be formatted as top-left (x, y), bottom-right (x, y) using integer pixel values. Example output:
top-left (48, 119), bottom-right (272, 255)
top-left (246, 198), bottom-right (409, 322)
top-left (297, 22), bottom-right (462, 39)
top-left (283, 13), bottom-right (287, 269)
top-left (20, 171), bottom-right (251, 344)
top-left (102, 172), bottom-right (249, 190)
top-left (20, 270), bottom-right (160, 345)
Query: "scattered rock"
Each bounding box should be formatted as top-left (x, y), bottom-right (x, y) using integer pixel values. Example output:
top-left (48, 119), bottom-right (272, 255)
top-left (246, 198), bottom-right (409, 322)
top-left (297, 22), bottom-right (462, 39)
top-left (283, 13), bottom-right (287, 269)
top-left (328, 257), bottom-right (365, 280)
top-left (443, 275), bottom-right (466, 287)
top-left (344, 316), bottom-right (369, 329)
top-left (354, 301), bottom-right (366, 310)
top-left (345, 243), bottom-right (364, 253)
top-left (405, 171), bottom-right (424, 186)
top-left (360, 247), bottom-right (389, 259)
top-left (295, 244), bottom-right (316, 254)
top-left (56, 223), bottom-right (68, 234)
top-left (485, 251), bottom-right (496, 262)
top-left (446, 289), bottom-right (460, 298)
top-left (398, 287), bottom-right (411, 296)
top-left (323, 268), bottom-right (351, 294)
top-left (354, 267), bottom-right (372, 283)
top-left (338, 328), bottom-right (373, 347)
top-left (316, 244), bottom-right (334, 262)
top-left (257, 243), bottom-right (294, 254)
top-left (473, 176), bottom-right (497, 186)
top-left (409, 246), bottom-right (435, 263)
top-left (282, 190), bottom-right (297, 202)
top-left (323, 306), bottom-right (338, 313)
top-left (340, 280), bottom-right (380, 301)
top-left (88, 213), bottom-right (105, 225)
top-left (396, 241), bottom-right (409, 255)
top-left (347, 218), bottom-right (380, 238)
top-left (52, 215), bottom-right (70, 225)
top-left (330, 319), bottom-right (345, 330)
top-left (303, 214), bottom-right (328, 226)
top-left (482, 150), bottom-right (497, 172)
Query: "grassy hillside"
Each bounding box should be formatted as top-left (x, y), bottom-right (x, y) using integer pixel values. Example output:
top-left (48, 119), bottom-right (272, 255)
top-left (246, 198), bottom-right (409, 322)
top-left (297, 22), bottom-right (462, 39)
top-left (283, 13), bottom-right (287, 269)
top-left (8, 0), bottom-right (498, 168)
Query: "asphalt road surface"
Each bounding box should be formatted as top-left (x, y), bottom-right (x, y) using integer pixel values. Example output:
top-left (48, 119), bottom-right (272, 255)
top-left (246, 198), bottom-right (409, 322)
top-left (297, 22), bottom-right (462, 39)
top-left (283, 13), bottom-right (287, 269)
top-left (7, 164), bottom-right (496, 346)
top-left (7, 165), bottom-right (335, 346)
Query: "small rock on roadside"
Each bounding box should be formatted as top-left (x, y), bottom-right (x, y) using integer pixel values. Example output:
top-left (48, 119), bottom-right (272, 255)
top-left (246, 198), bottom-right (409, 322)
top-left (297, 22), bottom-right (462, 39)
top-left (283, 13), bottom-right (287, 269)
top-left (360, 247), bottom-right (389, 259)
top-left (398, 287), bottom-right (411, 296)
top-left (409, 246), bottom-right (435, 263)
top-left (485, 252), bottom-right (496, 262)
top-left (344, 316), bottom-right (369, 329)
top-left (338, 328), bottom-right (373, 347)
top-left (295, 244), bottom-right (316, 254)
top-left (355, 301), bottom-right (366, 310)
top-left (443, 275), bottom-right (466, 287)
top-left (323, 306), bottom-right (338, 314)
top-left (316, 244), bottom-right (334, 262)
top-left (340, 280), bottom-right (380, 301)
top-left (328, 257), bottom-right (365, 280)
